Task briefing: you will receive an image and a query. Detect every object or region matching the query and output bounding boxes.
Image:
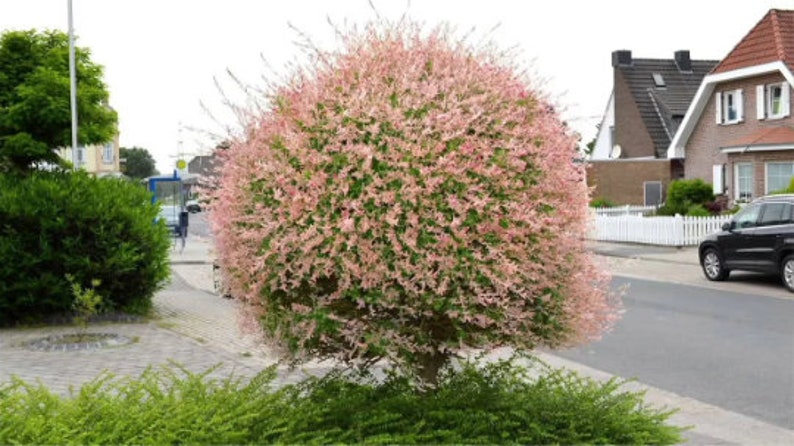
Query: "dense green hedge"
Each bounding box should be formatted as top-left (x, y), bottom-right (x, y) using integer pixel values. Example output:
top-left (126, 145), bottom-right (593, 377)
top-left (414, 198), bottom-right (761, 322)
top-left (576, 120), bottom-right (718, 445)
top-left (0, 360), bottom-right (685, 444)
top-left (0, 171), bottom-right (171, 325)
top-left (657, 179), bottom-right (715, 216)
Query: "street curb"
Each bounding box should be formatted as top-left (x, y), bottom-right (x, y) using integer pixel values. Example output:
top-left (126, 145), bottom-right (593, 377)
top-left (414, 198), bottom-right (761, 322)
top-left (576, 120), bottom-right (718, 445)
top-left (593, 251), bottom-right (700, 267)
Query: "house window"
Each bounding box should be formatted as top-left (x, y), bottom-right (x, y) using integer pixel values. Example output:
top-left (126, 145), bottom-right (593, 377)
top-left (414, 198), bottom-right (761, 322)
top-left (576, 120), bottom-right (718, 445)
top-left (76, 146), bottom-right (85, 167)
top-left (757, 82), bottom-right (790, 120)
top-left (716, 89), bottom-right (744, 124)
top-left (652, 73), bottom-right (665, 88)
top-left (766, 162), bottom-right (794, 193)
top-left (644, 181), bottom-right (662, 206)
top-left (102, 142), bottom-right (114, 164)
top-left (736, 162), bottom-right (754, 200)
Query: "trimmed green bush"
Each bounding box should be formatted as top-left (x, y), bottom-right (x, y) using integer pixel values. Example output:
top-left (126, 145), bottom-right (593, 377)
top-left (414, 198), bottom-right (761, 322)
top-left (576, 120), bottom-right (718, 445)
top-left (273, 359), bottom-right (684, 445)
top-left (590, 197), bottom-right (617, 208)
top-left (0, 171), bottom-right (171, 325)
top-left (664, 179), bottom-right (714, 215)
top-left (0, 360), bottom-right (685, 445)
top-left (685, 204), bottom-right (711, 217)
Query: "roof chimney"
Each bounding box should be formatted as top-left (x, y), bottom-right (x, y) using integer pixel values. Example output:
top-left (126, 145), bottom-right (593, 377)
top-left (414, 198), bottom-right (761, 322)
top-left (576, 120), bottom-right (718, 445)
top-left (674, 50), bottom-right (692, 72)
top-left (612, 50), bottom-right (632, 67)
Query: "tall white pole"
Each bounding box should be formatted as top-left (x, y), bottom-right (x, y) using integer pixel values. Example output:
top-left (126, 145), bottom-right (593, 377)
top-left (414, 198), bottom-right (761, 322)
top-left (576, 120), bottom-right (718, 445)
top-left (68, 0), bottom-right (79, 168)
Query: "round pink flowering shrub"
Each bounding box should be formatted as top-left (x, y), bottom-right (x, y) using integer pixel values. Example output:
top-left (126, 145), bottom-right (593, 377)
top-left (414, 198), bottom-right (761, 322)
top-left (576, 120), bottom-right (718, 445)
top-left (210, 21), bottom-right (618, 384)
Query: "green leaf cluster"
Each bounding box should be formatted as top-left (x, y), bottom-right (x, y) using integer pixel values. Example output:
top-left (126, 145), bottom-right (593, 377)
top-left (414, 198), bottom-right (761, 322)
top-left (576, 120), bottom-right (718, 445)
top-left (0, 359), bottom-right (685, 445)
top-left (0, 29), bottom-right (117, 172)
top-left (120, 146), bottom-right (159, 180)
top-left (0, 171), bottom-right (171, 325)
top-left (657, 179), bottom-right (715, 216)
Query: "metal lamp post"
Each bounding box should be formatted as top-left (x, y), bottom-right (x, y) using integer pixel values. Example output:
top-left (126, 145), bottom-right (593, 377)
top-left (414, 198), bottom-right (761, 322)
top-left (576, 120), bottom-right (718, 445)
top-left (68, 0), bottom-right (79, 169)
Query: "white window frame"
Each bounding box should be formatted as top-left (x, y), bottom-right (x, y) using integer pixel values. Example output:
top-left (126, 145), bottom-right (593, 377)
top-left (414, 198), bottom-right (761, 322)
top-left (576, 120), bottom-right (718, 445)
top-left (735, 162), bottom-right (754, 201)
top-left (765, 161), bottom-right (794, 194)
top-left (716, 89), bottom-right (744, 125)
top-left (757, 82), bottom-right (790, 120)
top-left (102, 142), bottom-right (115, 164)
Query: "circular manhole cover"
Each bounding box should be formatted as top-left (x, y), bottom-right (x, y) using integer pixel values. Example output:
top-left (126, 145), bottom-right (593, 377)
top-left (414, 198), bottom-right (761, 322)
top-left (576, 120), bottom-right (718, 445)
top-left (27, 333), bottom-right (133, 352)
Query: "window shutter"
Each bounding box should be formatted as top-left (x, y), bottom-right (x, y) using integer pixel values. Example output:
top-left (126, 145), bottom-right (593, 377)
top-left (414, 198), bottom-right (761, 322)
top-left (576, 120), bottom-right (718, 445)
top-left (713, 164), bottom-right (724, 194)
top-left (716, 92), bottom-right (723, 124)
top-left (736, 89), bottom-right (744, 121)
top-left (783, 83), bottom-right (791, 117)
top-left (757, 85), bottom-right (766, 119)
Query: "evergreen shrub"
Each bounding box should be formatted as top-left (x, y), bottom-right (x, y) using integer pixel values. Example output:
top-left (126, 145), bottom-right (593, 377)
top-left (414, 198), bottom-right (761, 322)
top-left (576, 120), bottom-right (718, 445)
top-left (0, 171), bottom-right (170, 325)
top-left (0, 360), bottom-right (685, 445)
top-left (663, 179), bottom-right (714, 216)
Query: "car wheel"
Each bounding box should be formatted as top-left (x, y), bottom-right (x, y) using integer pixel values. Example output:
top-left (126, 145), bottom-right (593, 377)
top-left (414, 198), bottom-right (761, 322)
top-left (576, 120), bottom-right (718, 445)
top-left (701, 248), bottom-right (729, 281)
top-left (780, 255), bottom-right (794, 292)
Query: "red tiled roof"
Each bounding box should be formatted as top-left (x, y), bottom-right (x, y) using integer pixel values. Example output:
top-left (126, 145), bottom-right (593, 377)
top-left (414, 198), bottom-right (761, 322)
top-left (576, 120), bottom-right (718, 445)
top-left (723, 125), bottom-right (794, 148)
top-left (712, 9), bottom-right (794, 74)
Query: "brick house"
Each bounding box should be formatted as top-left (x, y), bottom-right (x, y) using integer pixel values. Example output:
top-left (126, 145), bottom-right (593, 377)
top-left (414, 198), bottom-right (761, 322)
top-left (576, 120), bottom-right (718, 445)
top-left (669, 9), bottom-right (794, 202)
top-left (588, 50), bottom-right (718, 205)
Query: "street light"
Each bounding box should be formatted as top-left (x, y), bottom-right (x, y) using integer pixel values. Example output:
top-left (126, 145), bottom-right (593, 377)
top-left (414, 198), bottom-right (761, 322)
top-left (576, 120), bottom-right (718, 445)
top-left (68, 0), bottom-right (79, 169)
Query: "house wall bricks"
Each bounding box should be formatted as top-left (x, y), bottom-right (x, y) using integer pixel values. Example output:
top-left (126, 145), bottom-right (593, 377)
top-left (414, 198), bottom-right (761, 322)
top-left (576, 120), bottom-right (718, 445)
top-left (586, 159), bottom-right (673, 205)
top-left (686, 73), bottom-right (794, 199)
top-left (614, 70), bottom-right (656, 158)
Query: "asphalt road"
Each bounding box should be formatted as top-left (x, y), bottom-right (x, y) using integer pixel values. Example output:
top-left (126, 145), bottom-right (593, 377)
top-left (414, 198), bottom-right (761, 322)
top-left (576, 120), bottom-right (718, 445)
top-left (551, 275), bottom-right (794, 430)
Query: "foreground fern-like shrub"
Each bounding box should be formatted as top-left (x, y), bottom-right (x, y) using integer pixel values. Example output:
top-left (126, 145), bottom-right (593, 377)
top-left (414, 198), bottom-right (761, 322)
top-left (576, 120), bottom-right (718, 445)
top-left (210, 19), bottom-right (619, 384)
top-left (0, 360), bottom-right (685, 445)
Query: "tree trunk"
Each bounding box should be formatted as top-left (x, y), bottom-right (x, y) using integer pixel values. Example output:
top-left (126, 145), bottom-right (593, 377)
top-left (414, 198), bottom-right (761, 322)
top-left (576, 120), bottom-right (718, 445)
top-left (416, 352), bottom-right (449, 389)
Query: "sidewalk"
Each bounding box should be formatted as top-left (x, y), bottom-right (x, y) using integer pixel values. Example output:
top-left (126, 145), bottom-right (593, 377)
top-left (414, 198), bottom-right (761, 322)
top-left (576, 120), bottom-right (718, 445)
top-left (588, 240), bottom-right (700, 265)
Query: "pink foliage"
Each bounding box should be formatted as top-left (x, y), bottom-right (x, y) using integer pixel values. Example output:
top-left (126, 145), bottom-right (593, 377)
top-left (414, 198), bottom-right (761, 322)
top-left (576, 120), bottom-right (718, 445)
top-left (208, 20), bottom-right (620, 373)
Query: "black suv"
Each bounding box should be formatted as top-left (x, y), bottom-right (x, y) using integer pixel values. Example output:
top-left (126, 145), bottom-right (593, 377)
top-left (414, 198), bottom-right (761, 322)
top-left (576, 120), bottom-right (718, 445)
top-left (699, 194), bottom-right (794, 292)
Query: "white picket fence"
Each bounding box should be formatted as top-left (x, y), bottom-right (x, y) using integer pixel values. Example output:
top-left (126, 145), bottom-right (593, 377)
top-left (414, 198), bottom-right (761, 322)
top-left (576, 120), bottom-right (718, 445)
top-left (592, 214), bottom-right (731, 246)
top-left (593, 205), bottom-right (658, 217)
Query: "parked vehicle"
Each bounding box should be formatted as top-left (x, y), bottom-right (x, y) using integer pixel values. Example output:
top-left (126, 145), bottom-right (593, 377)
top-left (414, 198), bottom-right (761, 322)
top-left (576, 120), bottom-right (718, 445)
top-left (699, 194), bottom-right (794, 292)
top-left (186, 199), bottom-right (201, 213)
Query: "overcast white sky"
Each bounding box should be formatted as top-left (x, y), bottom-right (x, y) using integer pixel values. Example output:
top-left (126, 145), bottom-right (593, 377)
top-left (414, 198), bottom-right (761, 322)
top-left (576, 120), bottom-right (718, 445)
top-left (1, 0), bottom-right (791, 172)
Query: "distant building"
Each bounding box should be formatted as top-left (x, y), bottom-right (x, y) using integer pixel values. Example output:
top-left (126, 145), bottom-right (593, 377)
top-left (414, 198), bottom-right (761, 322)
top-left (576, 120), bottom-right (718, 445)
top-left (57, 132), bottom-right (121, 177)
top-left (188, 155), bottom-right (218, 177)
top-left (587, 50), bottom-right (718, 205)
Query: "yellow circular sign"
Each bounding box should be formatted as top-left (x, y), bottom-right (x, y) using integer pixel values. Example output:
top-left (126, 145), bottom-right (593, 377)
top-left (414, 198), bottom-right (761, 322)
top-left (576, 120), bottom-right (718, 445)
top-left (176, 159), bottom-right (187, 170)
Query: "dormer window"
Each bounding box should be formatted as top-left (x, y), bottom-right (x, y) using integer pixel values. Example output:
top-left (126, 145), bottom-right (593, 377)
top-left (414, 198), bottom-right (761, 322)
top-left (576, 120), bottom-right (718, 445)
top-left (716, 89), bottom-right (744, 125)
top-left (756, 82), bottom-right (790, 120)
top-left (652, 73), bottom-right (665, 88)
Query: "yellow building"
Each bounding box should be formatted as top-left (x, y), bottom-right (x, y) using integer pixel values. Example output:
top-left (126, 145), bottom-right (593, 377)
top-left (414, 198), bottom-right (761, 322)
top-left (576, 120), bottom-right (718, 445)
top-left (58, 132), bottom-right (121, 177)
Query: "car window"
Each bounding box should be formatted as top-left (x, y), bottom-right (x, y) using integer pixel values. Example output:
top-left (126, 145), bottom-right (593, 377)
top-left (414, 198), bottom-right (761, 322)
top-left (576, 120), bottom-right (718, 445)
top-left (758, 203), bottom-right (793, 226)
top-left (733, 204), bottom-right (762, 229)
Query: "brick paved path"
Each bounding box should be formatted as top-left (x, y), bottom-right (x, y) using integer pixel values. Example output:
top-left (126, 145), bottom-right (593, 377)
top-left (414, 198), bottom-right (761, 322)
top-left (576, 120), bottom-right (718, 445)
top-left (0, 242), bottom-right (328, 395)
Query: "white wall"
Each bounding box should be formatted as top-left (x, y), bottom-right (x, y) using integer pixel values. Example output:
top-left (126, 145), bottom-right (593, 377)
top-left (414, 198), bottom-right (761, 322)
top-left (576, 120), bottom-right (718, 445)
top-left (590, 91), bottom-right (615, 160)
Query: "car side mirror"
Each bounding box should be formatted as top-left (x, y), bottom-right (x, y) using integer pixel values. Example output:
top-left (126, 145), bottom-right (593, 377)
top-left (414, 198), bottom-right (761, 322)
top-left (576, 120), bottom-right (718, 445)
top-left (722, 221), bottom-right (733, 231)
